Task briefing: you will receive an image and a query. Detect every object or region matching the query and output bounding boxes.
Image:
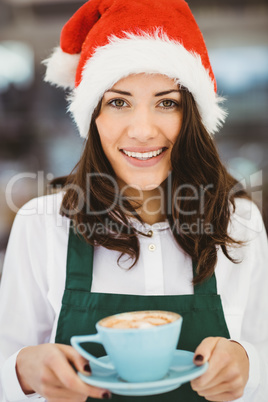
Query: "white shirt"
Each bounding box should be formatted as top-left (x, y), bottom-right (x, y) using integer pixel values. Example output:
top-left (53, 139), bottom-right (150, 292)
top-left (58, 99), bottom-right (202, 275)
top-left (0, 192), bottom-right (267, 402)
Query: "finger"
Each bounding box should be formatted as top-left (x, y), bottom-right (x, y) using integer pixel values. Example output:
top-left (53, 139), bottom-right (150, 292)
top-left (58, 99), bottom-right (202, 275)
top-left (192, 339), bottom-right (232, 389)
top-left (196, 389), bottom-right (244, 402)
top-left (38, 366), bottom-right (88, 401)
top-left (192, 358), bottom-right (240, 392)
top-left (47, 347), bottom-right (110, 399)
top-left (47, 398), bottom-right (86, 402)
top-left (193, 337), bottom-right (221, 366)
top-left (43, 383), bottom-right (108, 401)
top-left (43, 383), bottom-right (90, 401)
top-left (39, 367), bottom-right (82, 399)
top-left (192, 338), bottom-right (248, 401)
top-left (192, 374), bottom-right (243, 398)
top-left (57, 344), bottom-right (91, 375)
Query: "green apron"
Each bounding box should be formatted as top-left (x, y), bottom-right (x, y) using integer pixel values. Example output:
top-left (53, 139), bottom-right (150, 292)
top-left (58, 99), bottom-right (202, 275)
top-left (55, 225), bottom-right (230, 401)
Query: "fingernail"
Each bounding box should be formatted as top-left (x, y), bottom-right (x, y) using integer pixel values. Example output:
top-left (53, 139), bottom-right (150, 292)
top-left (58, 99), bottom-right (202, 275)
top-left (102, 391), bottom-right (112, 399)
top-left (194, 354), bottom-right (204, 362)
top-left (83, 363), bottom-right (91, 373)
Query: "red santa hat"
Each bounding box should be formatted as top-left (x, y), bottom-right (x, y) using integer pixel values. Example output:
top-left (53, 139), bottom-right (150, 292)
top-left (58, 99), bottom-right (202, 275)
top-left (43, 0), bottom-right (227, 138)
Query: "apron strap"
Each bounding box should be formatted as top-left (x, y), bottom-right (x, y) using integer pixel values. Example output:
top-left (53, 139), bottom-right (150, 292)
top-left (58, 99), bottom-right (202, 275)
top-left (65, 224), bottom-right (94, 291)
top-left (65, 224), bottom-right (218, 296)
top-left (192, 260), bottom-right (218, 296)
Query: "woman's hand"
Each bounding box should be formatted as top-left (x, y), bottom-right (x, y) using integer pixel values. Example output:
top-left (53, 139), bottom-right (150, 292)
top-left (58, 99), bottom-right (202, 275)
top-left (191, 337), bottom-right (249, 401)
top-left (16, 343), bottom-right (111, 401)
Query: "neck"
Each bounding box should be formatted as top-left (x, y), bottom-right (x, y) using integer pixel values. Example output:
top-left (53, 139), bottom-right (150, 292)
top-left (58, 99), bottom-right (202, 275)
top-left (119, 181), bottom-right (167, 225)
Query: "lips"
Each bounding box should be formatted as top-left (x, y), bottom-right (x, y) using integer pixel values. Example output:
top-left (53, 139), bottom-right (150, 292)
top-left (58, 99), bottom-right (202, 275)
top-left (120, 147), bottom-right (168, 159)
top-left (121, 148), bottom-right (165, 160)
top-left (120, 147), bottom-right (168, 153)
top-left (120, 147), bottom-right (168, 167)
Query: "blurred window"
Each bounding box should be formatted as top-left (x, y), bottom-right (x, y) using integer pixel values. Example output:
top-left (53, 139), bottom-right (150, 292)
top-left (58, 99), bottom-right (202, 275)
top-left (210, 46), bottom-right (268, 94)
top-left (0, 41), bottom-right (34, 93)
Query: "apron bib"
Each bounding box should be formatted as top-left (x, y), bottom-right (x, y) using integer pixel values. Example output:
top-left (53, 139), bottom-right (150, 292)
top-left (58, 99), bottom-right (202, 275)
top-left (55, 225), bottom-right (230, 401)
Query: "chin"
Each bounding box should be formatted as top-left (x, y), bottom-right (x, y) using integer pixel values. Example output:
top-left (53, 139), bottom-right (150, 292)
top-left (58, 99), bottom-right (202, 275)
top-left (141, 183), bottom-right (161, 191)
top-left (127, 180), bottom-right (162, 192)
top-left (117, 172), bottom-right (167, 192)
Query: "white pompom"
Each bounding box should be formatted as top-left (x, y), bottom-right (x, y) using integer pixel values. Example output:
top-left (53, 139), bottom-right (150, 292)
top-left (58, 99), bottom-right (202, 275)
top-left (43, 47), bottom-right (80, 90)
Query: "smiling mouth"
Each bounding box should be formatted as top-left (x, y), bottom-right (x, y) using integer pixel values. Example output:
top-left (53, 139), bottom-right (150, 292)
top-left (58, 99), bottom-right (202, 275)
top-left (120, 147), bottom-right (167, 161)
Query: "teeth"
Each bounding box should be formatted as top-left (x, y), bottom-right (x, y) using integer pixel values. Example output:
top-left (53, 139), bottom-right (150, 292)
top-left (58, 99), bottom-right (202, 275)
top-left (122, 148), bottom-right (164, 159)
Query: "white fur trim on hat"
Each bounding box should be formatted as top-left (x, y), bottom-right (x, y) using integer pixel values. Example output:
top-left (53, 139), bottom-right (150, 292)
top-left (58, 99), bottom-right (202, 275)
top-left (43, 47), bottom-right (80, 89)
top-left (69, 30), bottom-right (227, 137)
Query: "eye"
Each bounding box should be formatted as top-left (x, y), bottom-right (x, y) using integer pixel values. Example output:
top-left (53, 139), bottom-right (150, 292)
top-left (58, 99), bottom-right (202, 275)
top-left (158, 99), bottom-right (178, 109)
top-left (108, 99), bottom-right (128, 109)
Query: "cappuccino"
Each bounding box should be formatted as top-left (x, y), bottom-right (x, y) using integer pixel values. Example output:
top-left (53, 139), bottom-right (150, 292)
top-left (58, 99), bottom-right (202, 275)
top-left (71, 310), bottom-right (183, 382)
top-left (99, 310), bottom-right (180, 329)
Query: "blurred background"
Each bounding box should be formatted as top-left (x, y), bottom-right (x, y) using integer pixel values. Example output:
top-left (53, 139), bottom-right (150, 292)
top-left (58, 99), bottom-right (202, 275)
top-left (0, 0), bottom-right (267, 278)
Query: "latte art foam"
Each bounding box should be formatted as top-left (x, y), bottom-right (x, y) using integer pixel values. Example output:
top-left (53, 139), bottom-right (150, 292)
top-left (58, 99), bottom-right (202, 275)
top-left (99, 311), bottom-right (180, 329)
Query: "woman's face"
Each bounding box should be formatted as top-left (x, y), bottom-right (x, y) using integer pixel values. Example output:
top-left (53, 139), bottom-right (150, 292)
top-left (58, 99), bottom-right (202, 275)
top-left (95, 73), bottom-right (183, 192)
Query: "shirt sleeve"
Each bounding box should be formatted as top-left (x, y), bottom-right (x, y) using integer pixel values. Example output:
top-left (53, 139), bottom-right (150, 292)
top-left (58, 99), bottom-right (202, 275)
top-left (1, 349), bottom-right (45, 402)
top-left (0, 198), bottom-right (55, 401)
top-left (230, 200), bottom-right (268, 401)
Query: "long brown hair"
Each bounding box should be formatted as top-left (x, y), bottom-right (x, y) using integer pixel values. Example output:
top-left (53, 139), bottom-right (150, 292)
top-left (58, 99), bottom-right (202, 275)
top-left (51, 89), bottom-right (249, 284)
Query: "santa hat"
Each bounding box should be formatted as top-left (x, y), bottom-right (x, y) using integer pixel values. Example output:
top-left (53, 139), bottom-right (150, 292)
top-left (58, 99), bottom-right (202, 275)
top-left (43, 0), bottom-right (227, 138)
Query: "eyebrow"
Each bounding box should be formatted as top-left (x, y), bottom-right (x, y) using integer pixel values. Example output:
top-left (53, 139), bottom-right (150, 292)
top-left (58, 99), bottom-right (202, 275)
top-left (154, 90), bottom-right (181, 96)
top-left (105, 89), bottom-right (180, 96)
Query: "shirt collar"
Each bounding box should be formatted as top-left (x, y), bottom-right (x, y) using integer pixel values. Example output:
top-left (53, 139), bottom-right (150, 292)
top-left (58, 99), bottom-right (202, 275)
top-left (127, 216), bottom-right (170, 233)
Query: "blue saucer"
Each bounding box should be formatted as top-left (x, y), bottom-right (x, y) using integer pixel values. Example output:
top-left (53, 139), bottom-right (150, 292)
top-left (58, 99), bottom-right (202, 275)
top-left (78, 350), bottom-right (208, 396)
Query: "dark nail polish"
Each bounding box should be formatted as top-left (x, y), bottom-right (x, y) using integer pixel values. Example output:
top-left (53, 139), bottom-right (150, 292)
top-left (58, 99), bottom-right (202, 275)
top-left (194, 354), bottom-right (204, 362)
top-left (102, 392), bottom-right (111, 399)
top-left (84, 363), bottom-right (91, 373)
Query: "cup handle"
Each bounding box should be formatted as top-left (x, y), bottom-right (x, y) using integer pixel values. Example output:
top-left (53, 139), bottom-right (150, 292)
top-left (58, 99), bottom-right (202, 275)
top-left (71, 334), bottom-right (115, 370)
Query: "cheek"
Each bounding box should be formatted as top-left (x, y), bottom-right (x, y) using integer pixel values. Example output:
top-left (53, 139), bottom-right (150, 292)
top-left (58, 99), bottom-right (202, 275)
top-left (96, 113), bottom-right (122, 143)
top-left (96, 118), bottom-right (115, 156)
top-left (96, 124), bottom-right (121, 170)
top-left (162, 115), bottom-right (182, 142)
top-left (95, 116), bottom-right (109, 142)
top-left (173, 116), bottom-right (183, 135)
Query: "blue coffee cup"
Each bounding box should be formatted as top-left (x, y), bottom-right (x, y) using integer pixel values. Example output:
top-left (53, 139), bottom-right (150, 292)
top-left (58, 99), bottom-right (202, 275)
top-left (71, 310), bottom-right (183, 382)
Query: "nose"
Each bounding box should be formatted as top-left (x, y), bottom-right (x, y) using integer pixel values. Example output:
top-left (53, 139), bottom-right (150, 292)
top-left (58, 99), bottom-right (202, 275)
top-left (127, 107), bottom-right (158, 142)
